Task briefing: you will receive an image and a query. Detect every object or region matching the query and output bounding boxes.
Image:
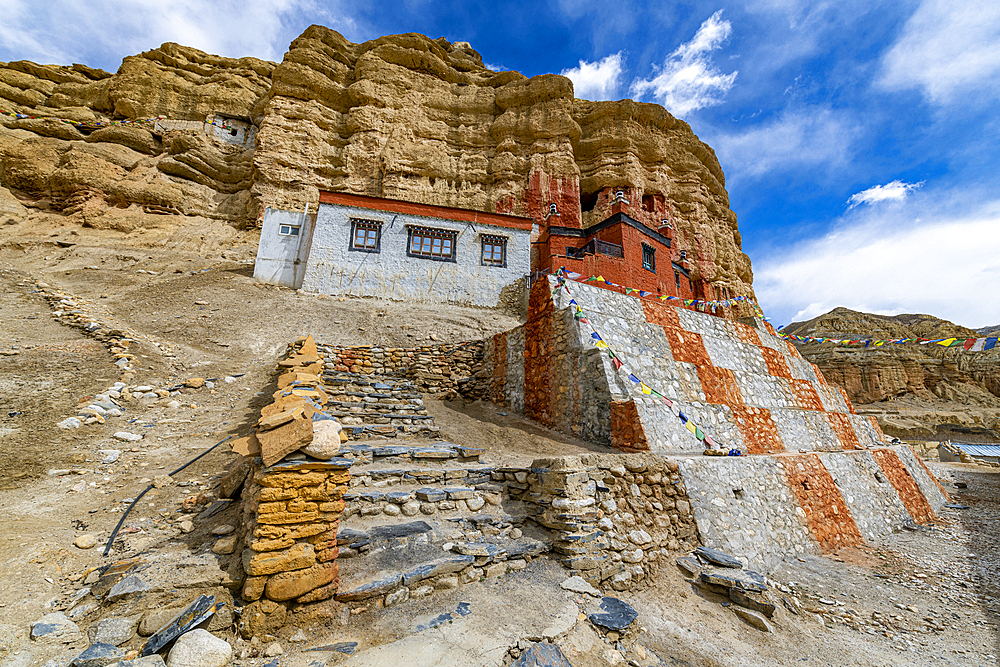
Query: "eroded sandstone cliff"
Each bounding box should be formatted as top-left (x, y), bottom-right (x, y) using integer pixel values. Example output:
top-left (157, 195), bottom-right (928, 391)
top-left (0, 26), bottom-right (753, 299)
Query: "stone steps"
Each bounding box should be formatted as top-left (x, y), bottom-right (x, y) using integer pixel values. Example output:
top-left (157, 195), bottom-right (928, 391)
top-left (334, 518), bottom-right (550, 606)
top-left (340, 440), bottom-right (486, 465)
top-left (319, 373), bottom-right (439, 438)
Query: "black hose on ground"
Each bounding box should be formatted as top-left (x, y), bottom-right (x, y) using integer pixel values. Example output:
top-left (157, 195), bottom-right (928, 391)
top-left (102, 434), bottom-right (234, 557)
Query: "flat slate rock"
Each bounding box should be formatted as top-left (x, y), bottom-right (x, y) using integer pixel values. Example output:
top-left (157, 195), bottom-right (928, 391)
top-left (402, 555), bottom-right (475, 585)
top-left (695, 546), bottom-right (743, 569)
top-left (453, 542), bottom-right (503, 558)
top-left (415, 487), bottom-right (447, 502)
top-left (560, 576), bottom-right (601, 597)
top-left (72, 643), bottom-right (124, 667)
top-left (105, 576), bottom-right (153, 603)
top-left (305, 643), bottom-right (357, 655)
top-left (732, 606), bottom-right (775, 633)
top-left (587, 597), bottom-right (638, 633)
top-left (512, 643), bottom-right (573, 667)
top-left (337, 528), bottom-right (369, 545)
top-left (507, 539), bottom-right (549, 558)
top-left (676, 556), bottom-right (702, 577)
top-left (700, 568), bottom-right (766, 593)
top-left (368, 521), bottom-right (432, 540)
top-left (335, 573), bottom-right (403, 602)
top-left (729, 587), bottom-right (776, 618)
top-left (944, 503), bottom-right (970, 510)
top-left (140, 594), bottom-right (218, 657)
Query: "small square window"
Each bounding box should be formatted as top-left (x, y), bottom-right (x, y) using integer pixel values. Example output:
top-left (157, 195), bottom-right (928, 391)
top-left (482, 235), bottom-right (506, 267)
top-left (408, 227), bottom-right (457, 262)
top-left (642, 244), bottom-right (655, 272)
top-left (350, 219), bottom-right (381, 253)
top-left (278, 224), bottom-right (300, 236)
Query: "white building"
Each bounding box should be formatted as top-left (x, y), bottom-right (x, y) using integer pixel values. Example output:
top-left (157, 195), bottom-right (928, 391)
top-left (253, 191), bottom-right (534, 307)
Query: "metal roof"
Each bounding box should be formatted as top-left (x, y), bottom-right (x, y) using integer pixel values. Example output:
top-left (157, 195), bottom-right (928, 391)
top-left (953, 443), bottom-right (1000, 457)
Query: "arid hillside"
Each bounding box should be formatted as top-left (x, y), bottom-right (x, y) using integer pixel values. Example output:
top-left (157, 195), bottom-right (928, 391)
top-left (785, 307), bottom-right (1000, 441)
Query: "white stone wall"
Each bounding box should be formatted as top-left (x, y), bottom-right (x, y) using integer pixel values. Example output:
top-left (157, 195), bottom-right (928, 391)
top-left (253, 208), bottom-right (313, 288)
top-left (300, 203), bottom-right (531, 307)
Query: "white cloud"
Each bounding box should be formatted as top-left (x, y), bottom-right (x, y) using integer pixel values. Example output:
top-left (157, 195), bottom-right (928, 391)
top-left (561, 52), bottom-right (623, 101)
top-left (847, 180), bottom-right (923, 209)
top-left (629, 10), bottom-right (737, 117)
top-left (879, 0), bottom-right (1000, 105)
top-left (755, 195), bottom-right (1000, 329)
top-left (0, 0), bottom-right (357, 69)
top-left (708, 108), bottom-right (857, 181)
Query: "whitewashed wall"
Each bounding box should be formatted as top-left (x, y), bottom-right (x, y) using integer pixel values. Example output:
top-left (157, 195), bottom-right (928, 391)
top-left (300, 203), bottom-right (531, 307)
top-left (253, 208), bottom-right (314, 288)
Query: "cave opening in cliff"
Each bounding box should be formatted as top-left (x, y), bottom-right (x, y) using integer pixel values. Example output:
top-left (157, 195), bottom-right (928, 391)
top-left (580, 191), bottom-right (599, 213)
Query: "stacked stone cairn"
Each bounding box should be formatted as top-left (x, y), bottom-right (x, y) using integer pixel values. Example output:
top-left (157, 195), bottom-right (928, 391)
top-left (233, 336), bottom-right (353, 634)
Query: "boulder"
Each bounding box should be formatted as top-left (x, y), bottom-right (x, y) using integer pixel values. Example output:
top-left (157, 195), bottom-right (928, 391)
top-left (165, 630), bottom-right (232, 667)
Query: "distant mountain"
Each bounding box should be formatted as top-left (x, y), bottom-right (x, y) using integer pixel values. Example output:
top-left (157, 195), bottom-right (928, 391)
top-left (783, 307), bottom-right (978, 340)
top-left (977, 325), bottom-right (1000, 337)
top-left (783, 307), bottom-right (1000, 441)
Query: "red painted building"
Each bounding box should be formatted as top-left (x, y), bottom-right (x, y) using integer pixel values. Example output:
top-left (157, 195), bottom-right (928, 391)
top-left (533, 188), bottom-right (696, 301)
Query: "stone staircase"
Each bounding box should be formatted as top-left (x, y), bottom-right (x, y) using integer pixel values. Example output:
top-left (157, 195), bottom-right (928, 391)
top-left (320, 372), bottom-right (440, 439)
top-left (334, 440), bottom-right (550, 607)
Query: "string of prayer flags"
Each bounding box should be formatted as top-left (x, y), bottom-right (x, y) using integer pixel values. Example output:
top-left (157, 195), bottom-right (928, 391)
top-left (2, 109), bottom-right (167, 129)
top-left (556, 267), bottom-right (762, 315)
top-left (778, 331), bottom-right (998, 352)
top-left (561, 273), bottom-right (725, 451)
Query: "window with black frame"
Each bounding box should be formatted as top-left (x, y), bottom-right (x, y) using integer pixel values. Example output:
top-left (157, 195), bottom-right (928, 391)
top-left (350, 219), bottom-right (381, 252)
top-left (642, 244), bottom-right (655, 272)
top-left (481, 235), bottom-right (506, 267)
top-left (408, 226), bottom-right (457, 261)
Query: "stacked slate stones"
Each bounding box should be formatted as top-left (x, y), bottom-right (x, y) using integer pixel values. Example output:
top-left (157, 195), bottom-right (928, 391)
top-left (677, 546), bottom-right (782, 632)
top-left (234, 336), bottom-right (353, 630)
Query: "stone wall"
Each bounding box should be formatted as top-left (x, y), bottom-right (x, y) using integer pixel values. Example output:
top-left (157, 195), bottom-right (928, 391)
top-left (316, 341), bottom-right (487, 396)
top-left (480, 276), bottom-right (887, 456)
top-left (679, 445), bottom-right (947, 569)
top-left (520, 453), bottom-right (698, 590)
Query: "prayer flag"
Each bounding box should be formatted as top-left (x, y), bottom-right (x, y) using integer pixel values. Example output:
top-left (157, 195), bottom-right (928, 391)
top-left (971, 338), bottom-right (986, 352)
top-left (985, 337), bottom-right (998, 350)
top-left (937, 338), bottom-right (956, 347)
top-left (628, 374), bottom-right (641, 384)
top-left (686, 421), bottom-right (697, 435)
top-left (695, 426), bottom-right (705, 440)
top-left (640, 382), bottom-right (652, 395)
top-left (964, 338), bottom-right (976, 350)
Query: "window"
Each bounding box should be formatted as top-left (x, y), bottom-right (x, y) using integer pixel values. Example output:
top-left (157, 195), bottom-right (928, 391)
top-left (278, 224), bottom-right (300, 236)
top-left (674, 270), bottom-right (681, 291)
top-left (481, 235), bottom-right (506, 267)
top-left (408, 226), bottom-right (457, 262)
top-left (642, 244), bottom-right (655, 272)
top-left (350, 219), bottom-right (381, 253)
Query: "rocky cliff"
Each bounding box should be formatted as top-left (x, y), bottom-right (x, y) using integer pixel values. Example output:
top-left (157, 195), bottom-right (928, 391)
top-left (785, 307), bottom-right (1000, 440)
top-left (0, 26), bottom-right (753, 299)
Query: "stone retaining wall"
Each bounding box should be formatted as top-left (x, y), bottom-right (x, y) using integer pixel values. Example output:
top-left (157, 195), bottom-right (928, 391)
top-left (317, 342), bottom-right (487, 396)
top-left (478, 276), bottom-right (890, 456)
top-left (679, 445), bottom-right (948, 569)
top-left (521, 453), bottom-right (699, 591)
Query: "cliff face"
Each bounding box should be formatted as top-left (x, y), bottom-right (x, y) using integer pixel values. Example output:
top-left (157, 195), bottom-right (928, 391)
top-left (0, 45), bottom-right (273, 228)
top-left (0, 27), bottom-right (753, 299)
top-left (785, 307), bottom-right (1000, 439)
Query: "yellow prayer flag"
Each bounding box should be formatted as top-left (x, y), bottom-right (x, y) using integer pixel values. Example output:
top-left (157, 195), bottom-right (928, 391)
top-left (640, 382), bottom-right (652, 395)
top-left (685, 421), bottom-right (697, 434)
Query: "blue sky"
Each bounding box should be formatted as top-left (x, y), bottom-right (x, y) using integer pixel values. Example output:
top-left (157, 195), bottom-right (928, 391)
top-left (2, 0), bottom-right (998, 328)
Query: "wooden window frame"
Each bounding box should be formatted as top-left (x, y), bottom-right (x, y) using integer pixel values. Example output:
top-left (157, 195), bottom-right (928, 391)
top-left (481, 234), bottom-right (507, 267)
top-left (407, 226), bottom-right (457, 262)
top-left (349, 219), bottom-right (382, 253)
top-left (642, 244), bottom-right (656, 273)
